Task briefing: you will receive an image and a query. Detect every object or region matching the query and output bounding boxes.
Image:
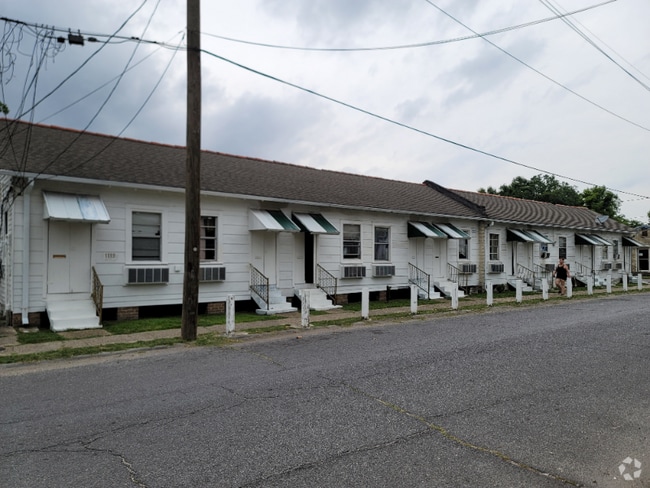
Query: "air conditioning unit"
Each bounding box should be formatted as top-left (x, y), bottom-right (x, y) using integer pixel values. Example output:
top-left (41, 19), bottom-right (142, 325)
top-left (199, 266), bottom-right (226, 282)
top-left (372, 265), bottom-right (395, 277)
top-left (340, 265), bottom-right (366, 279)
top-left (489, 263), bottom-right (504, 273)
top-left (460, 263), bottom-right (477, 273)
top-left (601, 262), bottom-right (612, 270)
top-left (615, 263), bottom-right (623, 270)
top-left (127, 267), bottom-right (170, 284)
top-left (540, 251), bottom-right (550, 259)
top-left (545, 264), bottom-right (555, 272)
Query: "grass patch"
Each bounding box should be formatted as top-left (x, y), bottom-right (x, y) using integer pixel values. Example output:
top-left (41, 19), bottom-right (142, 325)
top-left (0, 338), bottom-right (182, 364)
top-left (243, 324), bottom-right (292, 335)
top-left (17, 329), bottom-right (65, 344)
top-left (104, 312), bottom-right (277, 335)
top-left (194, 333), bottom-right (237, 347)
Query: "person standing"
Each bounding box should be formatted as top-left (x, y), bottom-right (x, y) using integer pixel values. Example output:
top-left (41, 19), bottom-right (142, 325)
top-left (553, 258), bottom-right (571, 295)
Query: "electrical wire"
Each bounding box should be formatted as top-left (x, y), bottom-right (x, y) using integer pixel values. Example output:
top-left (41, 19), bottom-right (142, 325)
top-left (199, 47), bottom-right (649, 203)
top-left (538, 0), bottom-right (650, 91)
top-left (422, 0), bottom-right (650, 133)
top-left (201, 0), bottom-right (615, 52)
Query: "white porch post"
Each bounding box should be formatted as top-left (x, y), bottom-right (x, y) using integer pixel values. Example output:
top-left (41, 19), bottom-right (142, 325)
top-left (361, 287), bottom-right (369, 320)
top-left (566, 277), bottom-right (572, 298)
top-left (451, 283), bottom-right (459, 310)
top-left (542, 279), bottom-right (548, 300)
top-left (515, 280), bottom-right (522, 303)
top-left (301, 290), bottom-right (310, 328)
top-left (622, 274), bottom-right (628, 292)
top-left (225, 294), bottom-right (235, 335)
top-left (587, 276), bottom-right (593, 295)
top-left (486, 280), bottom-right (493, 306)
top-left (638, 273), bottom-right (643, 291)
top-left (410, 284), bottom-right (418, 315)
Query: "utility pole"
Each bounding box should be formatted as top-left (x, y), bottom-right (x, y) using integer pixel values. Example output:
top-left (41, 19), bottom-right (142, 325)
top-left (181, 0), bottom-right (201, 341)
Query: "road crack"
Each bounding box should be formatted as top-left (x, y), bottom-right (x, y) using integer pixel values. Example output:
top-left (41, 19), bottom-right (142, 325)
top-left (343, 382), bottom-right (581, 486)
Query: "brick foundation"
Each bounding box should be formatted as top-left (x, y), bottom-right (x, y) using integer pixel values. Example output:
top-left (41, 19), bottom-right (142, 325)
top-left (11, 312), bottom-right (42, 327)
top-left (334, 294), bottom-right (349, 305)
top-left (117, 307), bottom-right (139, 321)
top-left (205, 301), bottom-right (225, 315)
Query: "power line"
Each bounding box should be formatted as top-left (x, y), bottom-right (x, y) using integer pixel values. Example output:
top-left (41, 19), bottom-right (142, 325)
top-left (538, 0), bottom-right (650, 92)
top-left (199, 47), bottom-right (650, 203)
top-left (422, 0), bottom-right (650, 133)
top-left (200, 1), bottom-right (616, 52)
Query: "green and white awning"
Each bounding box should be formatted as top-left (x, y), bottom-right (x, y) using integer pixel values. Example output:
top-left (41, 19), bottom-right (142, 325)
top-left (249, 209), bottom-right (300, 232)
top-left (292, 213), bottom-right (339, 234)
top-left (434, 223), bottom-right (471, 239)
top-left (575, 234), bottom-right (612, 246)
top-left (408, 221), bottom-right (447, 238)
top-left (507, 228), bottom-right (553, 244)
top-left (42, 191), bottom-right (110, 223)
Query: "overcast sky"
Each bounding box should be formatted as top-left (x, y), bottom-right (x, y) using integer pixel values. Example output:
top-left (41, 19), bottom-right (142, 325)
top-left (2, 0), bottom-right (649, 222)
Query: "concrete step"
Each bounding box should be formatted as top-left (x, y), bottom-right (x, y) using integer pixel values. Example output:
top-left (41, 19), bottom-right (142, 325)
top-left (297, 288), bottom-right (342, 311)
top-left (46, 295), bottom-right (101, 332)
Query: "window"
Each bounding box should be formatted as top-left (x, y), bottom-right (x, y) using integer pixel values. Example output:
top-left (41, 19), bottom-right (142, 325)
top-left (343, 224), bottom-right (361, 259)
top-left (459, 236), bottom-right (469, 260)
top-left (559, 236), bottom-right (567, 259)
top-left (602, 244), bottom-right (609, 260)
top-left (132, 212), bottom-right (161, 261)
top-left (489, 233), bottom-right (499, 261)
top-left (200, 216), bottom-right (217, 261)
top-left (374, 226), bottom-right (390, 261)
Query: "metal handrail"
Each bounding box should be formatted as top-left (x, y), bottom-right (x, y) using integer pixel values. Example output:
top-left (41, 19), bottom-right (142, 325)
top-left (408, 263), bottom-right (430, 299)
top-left (316, 265), bottom-right (338, 304)
top-left (249, 264), bottom-right (269, 310)
top-left (516, 264), bottom-right (535, 287)
top-left (533, 263), bottom-right (551, 287)
top-left (572, 262), bottom-right (593, 278)
top-left (91, 266), bottom-right (103, 324)
top-left (447, 263), bottom-right (469, 289)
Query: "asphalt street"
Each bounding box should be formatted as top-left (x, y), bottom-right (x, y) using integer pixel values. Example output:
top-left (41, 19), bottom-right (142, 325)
top-left (1, 294), bottom-right (649, 487)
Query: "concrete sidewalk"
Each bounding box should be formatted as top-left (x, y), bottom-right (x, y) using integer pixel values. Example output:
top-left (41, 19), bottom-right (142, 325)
top-left (0, 287), bottom-right (645, 359)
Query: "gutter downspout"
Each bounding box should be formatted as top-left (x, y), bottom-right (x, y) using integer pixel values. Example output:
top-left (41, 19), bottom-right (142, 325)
top-left (21, 182), bottom-right (34, 325)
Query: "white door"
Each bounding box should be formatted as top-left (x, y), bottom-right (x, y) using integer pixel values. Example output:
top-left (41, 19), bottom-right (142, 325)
top-left (432, 239), bottom-right (445, 278)
top-left (251, 232), bottom-right (278, 285)
top-left (47, 221), bottom-right (91, 294)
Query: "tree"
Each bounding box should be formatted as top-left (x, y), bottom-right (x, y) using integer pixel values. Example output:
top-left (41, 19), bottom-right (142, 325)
top-left (0, 102), bottom-right (8, 115)
top-left (580, 185), bottom-right (620, 218)
top-left (479, 174), bottom-right (640, 225)
top-left (479, 174), bottom-right (582, 206)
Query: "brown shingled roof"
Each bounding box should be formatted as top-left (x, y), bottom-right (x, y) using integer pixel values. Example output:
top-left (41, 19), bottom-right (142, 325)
top-left (0, 120), bottom-right (482, 219)
top-left (451, 188), bottom-right (633, 233)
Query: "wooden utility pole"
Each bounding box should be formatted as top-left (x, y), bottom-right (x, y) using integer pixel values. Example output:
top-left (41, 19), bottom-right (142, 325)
top-left (181, 0), bottom-right (201, 341)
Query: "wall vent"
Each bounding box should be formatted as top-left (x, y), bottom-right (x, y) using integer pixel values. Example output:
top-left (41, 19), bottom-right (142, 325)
top-left (372, 265), bottom-right (395, 277)
top-left (489, 263), bottom-right (504, 273)
top-left (340, 265), bottom-right (366, 279)
top-left (200, 266), bottom-right (226, 282)
top-left (127, 267), bottom-right (169, 284)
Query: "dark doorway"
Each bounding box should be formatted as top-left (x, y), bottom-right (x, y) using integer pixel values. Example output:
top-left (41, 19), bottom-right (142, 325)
top-left (305, 232), bottom-right (314, 283)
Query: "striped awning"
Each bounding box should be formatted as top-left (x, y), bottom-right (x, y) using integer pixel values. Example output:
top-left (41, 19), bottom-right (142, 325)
top-left (408, 221), bottom-right (447, 238)
top-left (292, 213), bottom-right (339, 234)
top-left (507, 229), bottom-right (553, 244)
top-left (575, 234), bottom-right (612, 246)
top-left (622, 236), bottom-right (644, 247)
top-left (42, 191), bottom-right (110, 223)
top-left (433, 223), bottom-right (471, 239)
top-left (249, 209), bottom-right (300, 232)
